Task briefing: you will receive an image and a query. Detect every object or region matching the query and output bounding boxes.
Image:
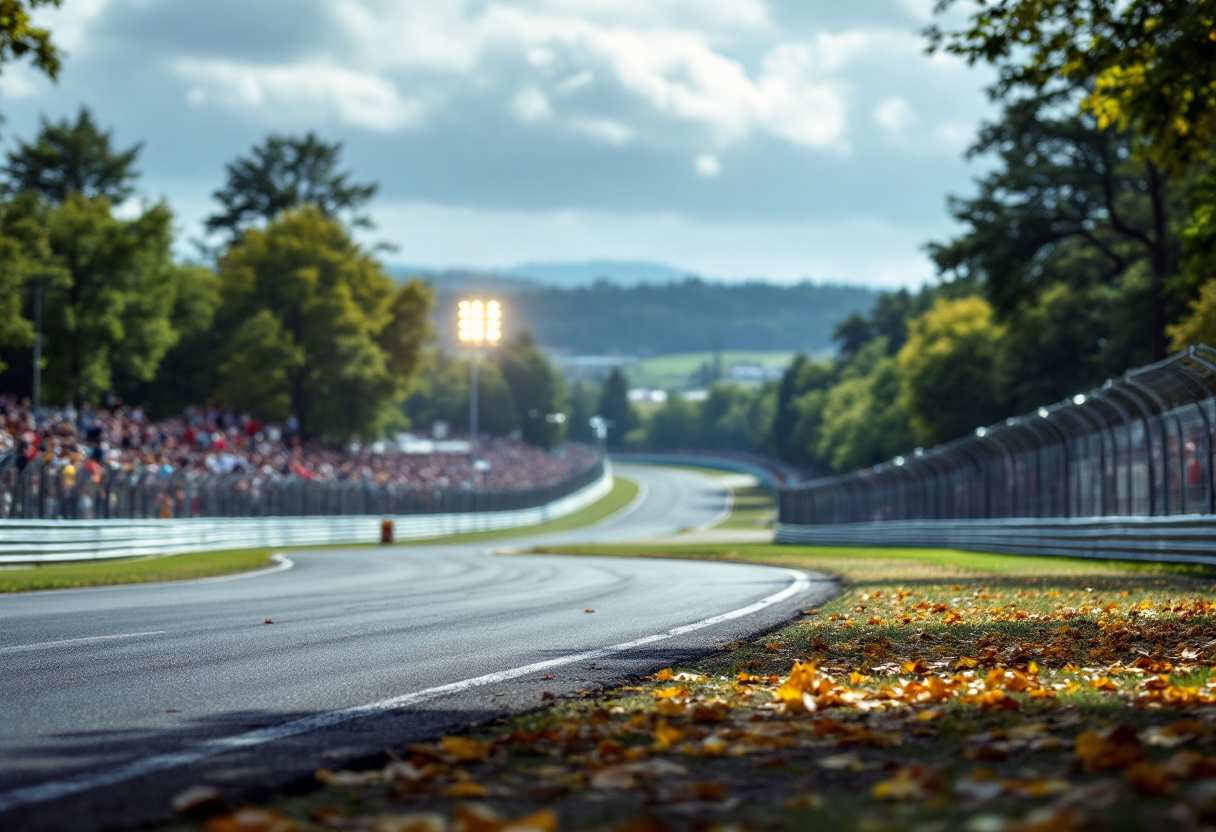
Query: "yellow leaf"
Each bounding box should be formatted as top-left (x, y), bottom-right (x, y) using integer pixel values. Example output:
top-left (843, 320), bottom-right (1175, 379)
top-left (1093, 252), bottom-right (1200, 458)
top-left (440, 736), bottom-right (493, 762)
top-left (503, 809), bottom-right (558, 832)
top-left (654, 668), bottom-right (674, 682)
top-left (442, 782), bottom-right (491, 799)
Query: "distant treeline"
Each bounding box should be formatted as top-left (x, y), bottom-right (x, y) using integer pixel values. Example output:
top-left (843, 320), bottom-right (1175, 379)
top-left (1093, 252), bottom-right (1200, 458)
top-left (425, 279), bottom-right (877, 355)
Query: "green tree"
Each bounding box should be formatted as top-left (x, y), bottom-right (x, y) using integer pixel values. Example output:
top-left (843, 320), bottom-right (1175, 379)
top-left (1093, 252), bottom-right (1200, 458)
top-left (3, 108), bottom-right (141, 202)
top-left (1168, 278), bottom-right (1216, 352)
top-left (36, 194), bottom-right (184, 404)
top-left (0, 192), bottom-right (59, 372)
top-left (496, 331), bottom-right (563, 449)
top-left (816, 340), bottom-right (913, 472)
top-left (116, 264), bottom-right (221, 416)
top-left (564, 380), bottom-right (598, 443)
top-left (928, 94), bottom-right (1179, 357)
top-left (207, 132), bottom-right (377, 242)
top-left (929, 0), bottom-right (1216, 173)
top-left (643, 392), bottom-right (698, 451)
top-left (214, 206), bottom-right (432, 438)
top-left (898, 296), bottom-right (1008, 447)
top-left (597, 367), bottom-right (636, 450)
top-left (0, 1), bottom-right (62, 85)
top-left (402, 350), bottom-right (517, 437)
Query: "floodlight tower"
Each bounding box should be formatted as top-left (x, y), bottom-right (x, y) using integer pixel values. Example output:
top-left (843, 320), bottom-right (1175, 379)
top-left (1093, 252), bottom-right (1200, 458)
top-left (457, 299), bottom-right (502, 486)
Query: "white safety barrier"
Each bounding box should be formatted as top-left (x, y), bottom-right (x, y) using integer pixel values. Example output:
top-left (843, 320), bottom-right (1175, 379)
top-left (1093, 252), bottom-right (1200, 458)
top-left (0, 464), bottom-right (613, 564)
top-left (775, 513), bottom-right (1216, 566)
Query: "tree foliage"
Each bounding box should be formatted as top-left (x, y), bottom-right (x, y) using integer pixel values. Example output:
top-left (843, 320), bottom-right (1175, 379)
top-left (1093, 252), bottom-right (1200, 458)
top-left (597, 368), bottom-right (636, 450)
top-left (3, 107), bottom-right (141, 203)
top-left (39, 195), bottom-right (185, 403)
top-left (496, 332), bottom-right (565, 450)
top-left (207, 132), bottom-right (377, 242)
top-left (929, 0), bottom-right (1216, 172)
top-left (214, 206), bottom-right (431, 438)
top-left (0, 0), bottom-right (62, 84)
top-left (897, 297), bottom-right (1008, 447)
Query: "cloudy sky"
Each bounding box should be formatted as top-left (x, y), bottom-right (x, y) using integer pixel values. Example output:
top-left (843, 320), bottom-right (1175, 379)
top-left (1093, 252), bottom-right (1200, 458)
top-left (3, 0), bottom-right (994, 288)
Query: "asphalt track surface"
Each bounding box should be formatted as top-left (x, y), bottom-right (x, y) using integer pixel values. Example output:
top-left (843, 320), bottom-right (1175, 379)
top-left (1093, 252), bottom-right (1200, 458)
top-left (0, 464), bottom-right (836, 832)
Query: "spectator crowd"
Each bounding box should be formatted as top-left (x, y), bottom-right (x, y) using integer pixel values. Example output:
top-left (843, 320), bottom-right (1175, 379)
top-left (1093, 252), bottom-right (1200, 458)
top-left (0, 396), bottom-right (597, 504)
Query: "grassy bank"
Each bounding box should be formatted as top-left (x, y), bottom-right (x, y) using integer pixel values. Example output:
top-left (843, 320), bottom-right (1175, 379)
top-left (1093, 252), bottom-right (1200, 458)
top-left (0, 547), bottom-right (276, 593)
top-left (0, 476), bottom-right (638, 594)
top-left (176, 541), bottom-right (1216, 832)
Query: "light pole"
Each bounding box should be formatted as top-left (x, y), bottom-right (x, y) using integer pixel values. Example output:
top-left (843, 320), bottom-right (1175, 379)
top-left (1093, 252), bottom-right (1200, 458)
top-left (457, 299), bottom-right (502, 487)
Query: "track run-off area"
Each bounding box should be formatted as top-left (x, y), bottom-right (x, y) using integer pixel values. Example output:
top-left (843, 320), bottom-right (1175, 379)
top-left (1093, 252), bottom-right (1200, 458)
top-left (0, 464), bottom-right (835, 832)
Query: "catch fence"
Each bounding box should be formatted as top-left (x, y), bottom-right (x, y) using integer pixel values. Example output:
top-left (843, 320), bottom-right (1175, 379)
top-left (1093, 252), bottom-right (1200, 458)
top-left (0, 448), bottom-right (605, 522)
top-left (779, 346), bottom-right (1216, 525)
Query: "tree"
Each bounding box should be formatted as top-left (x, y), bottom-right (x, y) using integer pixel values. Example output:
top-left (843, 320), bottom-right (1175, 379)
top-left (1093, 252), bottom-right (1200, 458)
top-left (214, 206), bottom-right (431, 438)
top-left (3, 108), bottom-right (141, 202)
top-left (928, 94), bottom-right (1179, 357)
top-left (207, 132), bottom-right (377, 242)
top-left (597, 367), bottom-right (636, 450)
top-left (816, 340), bottom-right (913, 472)
top-left (496, 331), bottom-right (564, 450)
top-left (38, 195), bottom-right (183, 403)
top-left (0, 192), bottom-right (60, 371)
top-left (643, 392), bottom-right (698, 451)
top-left (115, 263), bottom-right (222, 416)
top-left (929, 0), bottom-right (1216, 173)
top-left (0, 1), bottom-right (62, 85)
top-left (402, 350), bottom-right (517, 437)
top-left (1168, 279), bottom-right (1216, 352)
top-left (898, 297), bottom-right (1008, 447)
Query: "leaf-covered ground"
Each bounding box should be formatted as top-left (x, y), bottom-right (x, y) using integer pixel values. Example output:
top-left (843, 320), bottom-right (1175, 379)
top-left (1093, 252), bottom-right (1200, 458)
top-left (157, 544), bottom-right (1216, 832)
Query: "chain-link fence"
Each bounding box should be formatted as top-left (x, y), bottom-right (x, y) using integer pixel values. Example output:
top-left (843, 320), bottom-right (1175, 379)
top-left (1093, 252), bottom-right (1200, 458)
top-left (780, 346), bottom-right (1216, 525)
top-left (0, 449), bottom-right (604, 521)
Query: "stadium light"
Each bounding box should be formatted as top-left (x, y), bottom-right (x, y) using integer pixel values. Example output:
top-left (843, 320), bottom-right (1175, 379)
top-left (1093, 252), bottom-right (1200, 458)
top-left (457, 299), bottom-right (502, 487)
top-left (458, 300), bottom-right (502, 345)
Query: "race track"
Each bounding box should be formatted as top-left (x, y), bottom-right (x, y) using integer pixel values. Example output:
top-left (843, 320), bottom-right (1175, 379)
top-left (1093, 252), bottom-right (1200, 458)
top-left (0, 464), bottom-right (835, 831)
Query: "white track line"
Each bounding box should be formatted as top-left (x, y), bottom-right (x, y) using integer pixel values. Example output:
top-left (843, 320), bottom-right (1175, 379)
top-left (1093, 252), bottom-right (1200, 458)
top-left (0, 631), bottom-right (166, 655)
top-left (0, 568), bottom-right (813, 814)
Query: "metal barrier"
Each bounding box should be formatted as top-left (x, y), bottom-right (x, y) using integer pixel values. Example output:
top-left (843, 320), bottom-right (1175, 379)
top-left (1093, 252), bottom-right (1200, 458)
top-left (779, 346), bottom-right (1216, 526)
top-left (0, 461), bottom-right (614, 563)
top-left (0, 449), bottom-right (604, 521)
top-left (775, 515), bottom-right (1216, 566)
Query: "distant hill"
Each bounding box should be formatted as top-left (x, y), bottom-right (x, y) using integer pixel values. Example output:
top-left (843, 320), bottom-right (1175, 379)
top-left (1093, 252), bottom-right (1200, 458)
top-left (421, 277), bottom-right (876, 356)
top-left (503, 260), bottom-right (693, 288)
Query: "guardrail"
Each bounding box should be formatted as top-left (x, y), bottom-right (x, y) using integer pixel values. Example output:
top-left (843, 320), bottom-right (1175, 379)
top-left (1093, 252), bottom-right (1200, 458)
top-left (775, 514), bottom-right (1216, 566)
top-left (0, 461), bottom-right (613, 564)
top-left (779, 346), bottom-right (1216, 525)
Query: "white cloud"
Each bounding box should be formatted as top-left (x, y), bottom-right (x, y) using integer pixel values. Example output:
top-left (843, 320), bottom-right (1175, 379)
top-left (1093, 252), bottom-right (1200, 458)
top-left (512, 87), bottom-right (553, 122)
top-left (695, 154), bottom-right (721, 177)
top-left (36, 0), bottom-right (114, 53)
top-left (874, 97), bottom-right (916, 133)
top-left (173, 60), bottom-right (425, 132)
top-left (571, 117), bottom-right (634, 146)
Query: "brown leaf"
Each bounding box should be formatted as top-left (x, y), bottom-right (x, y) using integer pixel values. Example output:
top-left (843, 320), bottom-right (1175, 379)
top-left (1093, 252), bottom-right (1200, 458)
top-left (204, 808), bottom-right (294, 832)
top-left (371, 814), bottom-right (447, 832)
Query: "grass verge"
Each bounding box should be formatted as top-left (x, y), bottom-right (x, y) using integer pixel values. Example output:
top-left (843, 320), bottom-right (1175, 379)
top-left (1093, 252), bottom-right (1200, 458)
top-left (167, 542), bottom-right (1216, 832)
top-left (0, 477), bottom-right (639, 594)
top-left (400, 476), bottom-right (639, 546)
top-left (0, 547), bottom-right (275, 593)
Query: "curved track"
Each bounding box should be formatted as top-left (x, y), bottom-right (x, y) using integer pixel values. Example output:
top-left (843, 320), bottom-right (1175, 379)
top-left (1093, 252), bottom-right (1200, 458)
top-left (0, 464), bottom-right (835, 831)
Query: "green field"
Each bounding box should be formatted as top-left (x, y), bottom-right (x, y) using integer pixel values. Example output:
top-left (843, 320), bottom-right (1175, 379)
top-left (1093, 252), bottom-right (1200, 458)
top-left (627, 350), bottom-right (799, 390)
